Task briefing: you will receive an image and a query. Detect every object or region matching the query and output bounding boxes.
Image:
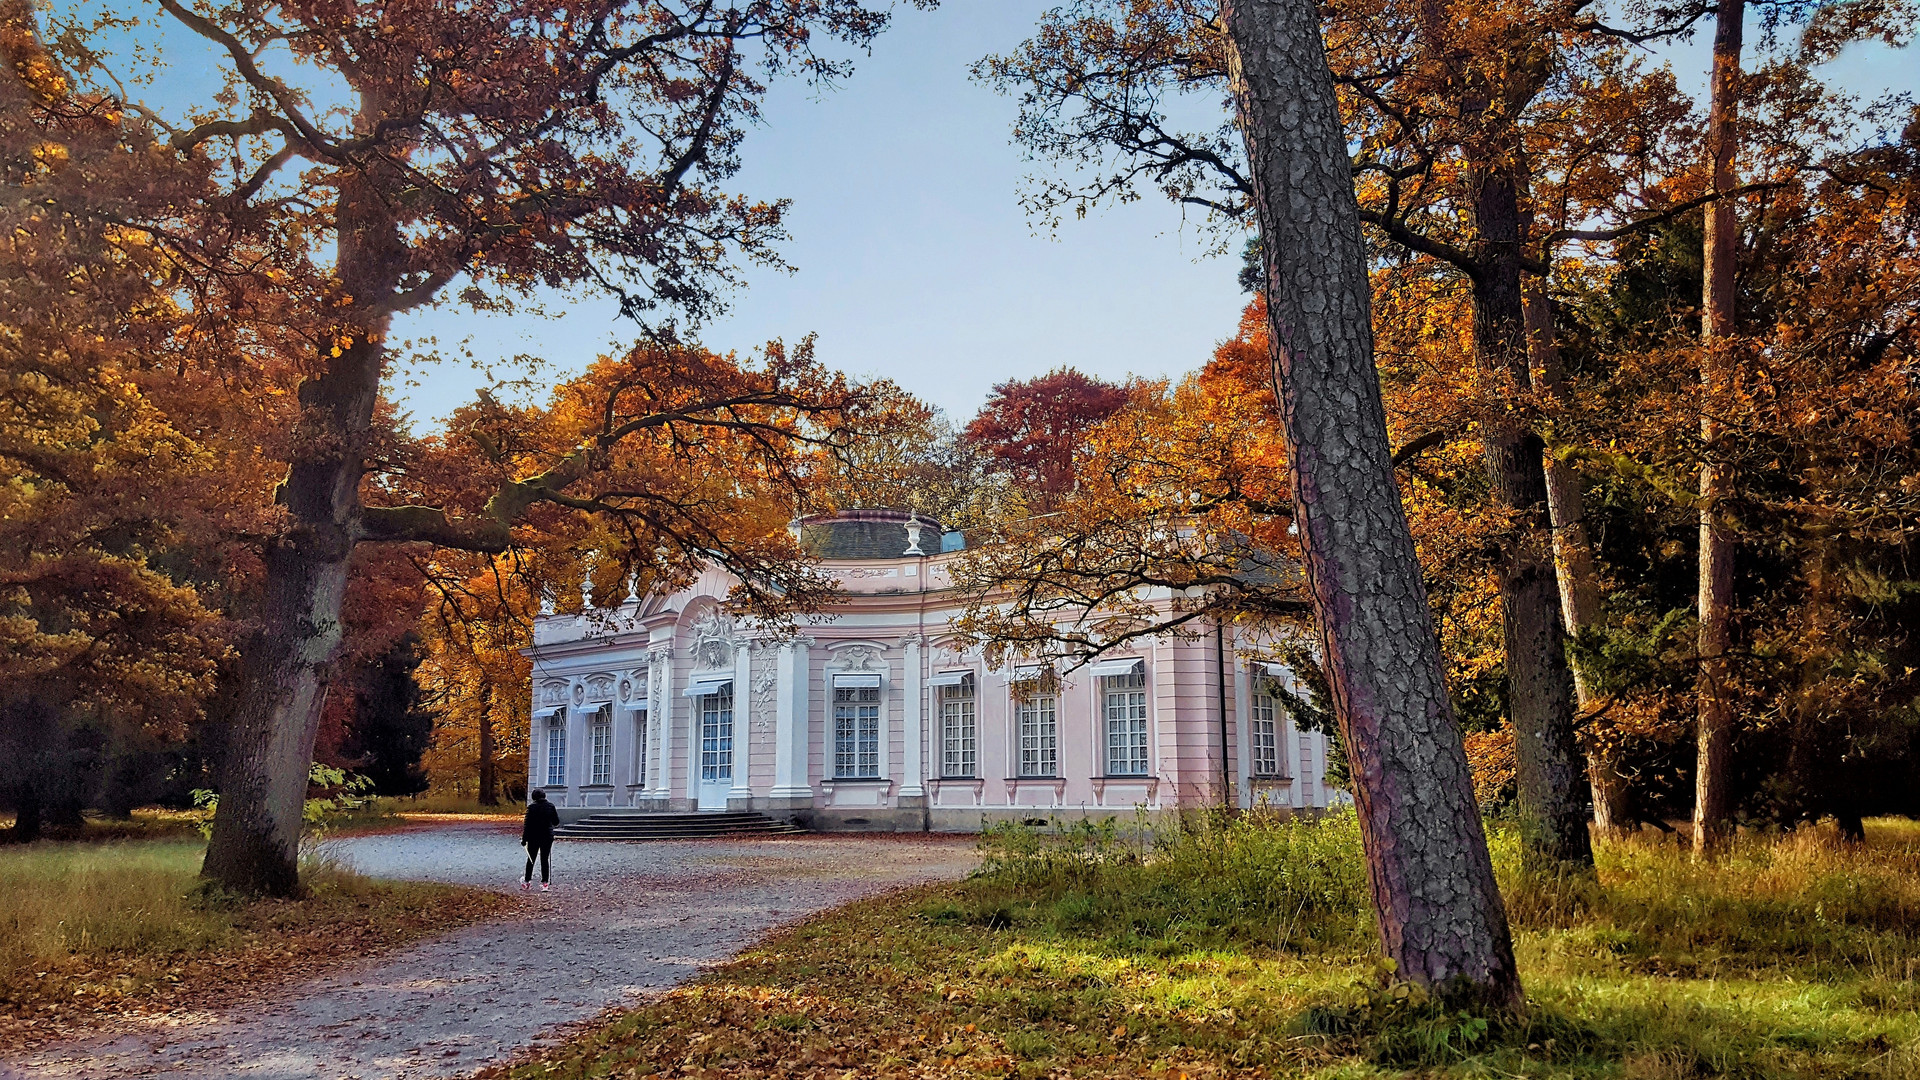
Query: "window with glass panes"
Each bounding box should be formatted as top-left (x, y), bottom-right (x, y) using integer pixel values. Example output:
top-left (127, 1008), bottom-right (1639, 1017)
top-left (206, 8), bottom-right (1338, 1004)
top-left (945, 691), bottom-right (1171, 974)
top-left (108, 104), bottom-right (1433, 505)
top-left (544, 710), bottom-right (567, 786)
top-left (587, 705), bottom-right (613, 785)
top-left (1102, 669), bottom-right (1149, 775)
top-left (632, 706), bottom-right (648, 786)
top-left (699, 686), bottom-right (733, 781)
top-left (1250, 682), bottom-right (1281, 777)
top-left (833, 685), bottom-right (881, 778)
top-left (1016, 690), bottom-right (1058, 777)
top-left (939, 676), bottom-right (976, 777)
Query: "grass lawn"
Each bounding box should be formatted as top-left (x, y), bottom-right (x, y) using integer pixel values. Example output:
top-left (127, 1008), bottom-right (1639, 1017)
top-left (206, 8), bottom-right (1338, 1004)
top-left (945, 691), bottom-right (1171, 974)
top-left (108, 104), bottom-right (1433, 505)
top-left (0, 807), bottom-right (204, 843)
top-left (0, 838), bottom-right (511, 1053)
top-left (483, 816), bottom-right (1920, 1079)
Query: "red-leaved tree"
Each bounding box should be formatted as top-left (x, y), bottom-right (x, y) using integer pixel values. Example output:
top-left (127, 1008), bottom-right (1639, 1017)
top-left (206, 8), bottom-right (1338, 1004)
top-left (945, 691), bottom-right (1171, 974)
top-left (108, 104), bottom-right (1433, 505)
top-left (962, 366), bottom-right (1129, 508)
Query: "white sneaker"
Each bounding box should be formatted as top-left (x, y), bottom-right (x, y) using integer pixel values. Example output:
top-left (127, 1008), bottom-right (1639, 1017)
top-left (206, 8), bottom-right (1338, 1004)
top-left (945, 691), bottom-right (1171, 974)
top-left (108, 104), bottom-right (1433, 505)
top-left (539, 883), bottom-right (550, 892)
top-left (521, 882), bottom-right (531, 891)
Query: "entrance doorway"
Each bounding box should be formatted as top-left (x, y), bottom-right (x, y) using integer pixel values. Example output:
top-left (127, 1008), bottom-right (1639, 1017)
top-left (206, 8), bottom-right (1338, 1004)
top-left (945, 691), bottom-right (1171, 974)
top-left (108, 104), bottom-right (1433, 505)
top-left (696, 685), bottom-right (734, 810)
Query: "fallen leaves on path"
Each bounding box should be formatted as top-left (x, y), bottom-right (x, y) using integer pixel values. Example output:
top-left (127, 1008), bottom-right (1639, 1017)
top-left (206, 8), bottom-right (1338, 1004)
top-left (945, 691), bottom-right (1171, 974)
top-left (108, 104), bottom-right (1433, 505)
top-left (0, 882), bottom-right (513, 1056)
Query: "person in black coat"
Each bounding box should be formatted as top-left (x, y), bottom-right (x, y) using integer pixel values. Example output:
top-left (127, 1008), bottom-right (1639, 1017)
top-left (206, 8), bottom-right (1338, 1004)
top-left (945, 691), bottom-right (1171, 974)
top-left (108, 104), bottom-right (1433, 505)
top-left (521, 789), bottom-right (561, 890)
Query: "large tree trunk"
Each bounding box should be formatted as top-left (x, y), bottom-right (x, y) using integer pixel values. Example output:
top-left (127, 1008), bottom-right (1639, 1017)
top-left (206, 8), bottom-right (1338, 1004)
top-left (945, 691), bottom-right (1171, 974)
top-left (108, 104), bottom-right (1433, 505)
top-left (1522, 280), bottom-right (1632, 834)
top-left (1222, 0), bottom-right (1522, 1009)
top-left (477, 682), bottom-right (499, 806)
top-left (1693, 0), bottom-right (1744, 857)
top-left (7, 785), bottom-right (41, 844)
top-left (1470, 172), bottom-right (1594, 870)
top-left (202, 169), bottom-right (399, 895)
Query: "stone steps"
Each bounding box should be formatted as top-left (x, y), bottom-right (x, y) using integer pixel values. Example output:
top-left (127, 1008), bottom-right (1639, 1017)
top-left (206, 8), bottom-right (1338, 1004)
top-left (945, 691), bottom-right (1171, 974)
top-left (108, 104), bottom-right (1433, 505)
top-left (552, 811), bottom-right (806, 841)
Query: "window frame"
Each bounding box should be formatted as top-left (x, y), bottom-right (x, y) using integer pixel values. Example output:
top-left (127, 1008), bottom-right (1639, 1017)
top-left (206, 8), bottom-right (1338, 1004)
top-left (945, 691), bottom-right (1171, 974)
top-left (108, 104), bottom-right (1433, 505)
top-left (544, 708), bottom-right (567, 787)
top-left (937, 674), bottom-right (977, 779)
top-left (1101, 669), bottom-right (1150, 776)
top-left (1015, 688), bottom-right (1058, 778)
top-left (699, 684), bottom-right (734, 783)
top-left (588, 704), bottom-right (613, 786)
top-left (1250, 681), bottom-right (1282, 778)
top-left (832, 683), bottom-right (883, 779)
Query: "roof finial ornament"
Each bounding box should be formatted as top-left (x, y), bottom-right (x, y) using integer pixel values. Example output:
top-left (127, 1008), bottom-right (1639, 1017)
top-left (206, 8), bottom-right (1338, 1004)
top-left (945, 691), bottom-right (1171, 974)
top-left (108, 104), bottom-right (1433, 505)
top-left (903, 511), bottom-right (927, 556)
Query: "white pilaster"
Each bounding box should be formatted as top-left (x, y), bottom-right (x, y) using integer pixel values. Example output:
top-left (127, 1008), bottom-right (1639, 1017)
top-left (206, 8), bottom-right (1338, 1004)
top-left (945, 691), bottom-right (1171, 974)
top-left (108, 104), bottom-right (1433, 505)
top-left (566, 698), bottom-right (586, 807)
top-left (649, 646), bottom-right (671, 797)
top-left (1234, 650), bottom-right (1253, 810)
top-left (770, 639), bottom-right (812, 799)
top-left (900, 636), bottom-right (925, 797)
top-left (730, 641), bottom-right (755, 803)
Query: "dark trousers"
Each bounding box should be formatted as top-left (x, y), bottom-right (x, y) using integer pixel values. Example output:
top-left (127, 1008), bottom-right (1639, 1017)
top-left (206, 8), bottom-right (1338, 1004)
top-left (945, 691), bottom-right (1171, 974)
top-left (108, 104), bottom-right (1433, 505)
top-left (524, 838), bottom-right (552, 883)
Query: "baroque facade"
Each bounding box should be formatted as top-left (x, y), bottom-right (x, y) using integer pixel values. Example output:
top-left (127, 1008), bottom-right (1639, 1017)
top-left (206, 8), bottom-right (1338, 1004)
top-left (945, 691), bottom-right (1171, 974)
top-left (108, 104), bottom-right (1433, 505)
top-left (525, 509), bottom-right (1339, 830)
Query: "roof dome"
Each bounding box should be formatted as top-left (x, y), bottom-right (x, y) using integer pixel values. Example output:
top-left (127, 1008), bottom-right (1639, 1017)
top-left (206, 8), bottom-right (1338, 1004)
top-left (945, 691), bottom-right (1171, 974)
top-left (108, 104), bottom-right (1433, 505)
top-left (791, 508), bottom-right (957, 560)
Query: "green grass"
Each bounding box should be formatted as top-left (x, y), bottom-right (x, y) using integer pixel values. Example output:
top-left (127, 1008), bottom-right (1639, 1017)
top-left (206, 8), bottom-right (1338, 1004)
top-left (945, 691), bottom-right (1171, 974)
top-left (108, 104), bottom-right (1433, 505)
top-left (485, 815), bottom-right (1920, 1080)
top-left (0, 807), bottom-right (203, 843)
top-left (0, 838), bottom-right (510, 1050)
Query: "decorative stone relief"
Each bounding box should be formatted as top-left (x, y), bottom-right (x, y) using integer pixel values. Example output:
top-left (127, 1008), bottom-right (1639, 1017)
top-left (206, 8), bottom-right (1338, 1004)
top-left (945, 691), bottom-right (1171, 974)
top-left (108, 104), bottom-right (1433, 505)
top-left (750, 651), bottom-right (779, 732)
top-left (688, 608), bottom-right (736, 671)
top-left (571, 682), bottom-right (586, 705)
top-left (539, 680), bottom-right (570, 706)
top-left (585, 673), bottom-right (616, 702)
top-left (836, 645), bottom-right (882, 672)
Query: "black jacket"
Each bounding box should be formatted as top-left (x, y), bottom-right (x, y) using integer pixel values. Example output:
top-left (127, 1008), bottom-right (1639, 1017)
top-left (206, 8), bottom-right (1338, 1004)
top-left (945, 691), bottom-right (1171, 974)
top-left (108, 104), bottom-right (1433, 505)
top-left (522, 800), bottom-right (560, 844)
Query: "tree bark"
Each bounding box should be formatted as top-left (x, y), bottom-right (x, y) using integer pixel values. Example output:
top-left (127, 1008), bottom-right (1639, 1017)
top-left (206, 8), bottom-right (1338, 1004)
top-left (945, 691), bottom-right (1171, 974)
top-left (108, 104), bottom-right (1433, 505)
top-left (1470, 170), bottom-right (1593, 870)
top-left (201, 167), bottom-right (401, 895)
top-left (1222, 0), bottom-right (1522, 1009)
top-left (477, 681), bottom-right (499, 806)
top-left (1522, 279), bottom-right (1632, 835)
top-left (7, 785), bottom-right (41, 843)
top-left (1693, 0), bottom-right (1744, 858)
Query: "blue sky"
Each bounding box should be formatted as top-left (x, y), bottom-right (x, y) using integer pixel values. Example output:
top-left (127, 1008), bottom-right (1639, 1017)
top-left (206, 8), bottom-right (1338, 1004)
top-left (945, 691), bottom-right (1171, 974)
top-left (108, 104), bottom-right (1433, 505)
top-left (389, 1), bottom-right (1253, 430)
top-left (93, 1), bottom-right (1918, 430)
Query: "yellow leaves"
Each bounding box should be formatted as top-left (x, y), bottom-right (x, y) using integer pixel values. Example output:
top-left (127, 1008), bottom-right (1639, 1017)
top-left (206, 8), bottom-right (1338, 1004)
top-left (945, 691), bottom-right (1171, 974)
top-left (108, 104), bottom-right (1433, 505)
top-left (29, 138), bottom-right (68, 170)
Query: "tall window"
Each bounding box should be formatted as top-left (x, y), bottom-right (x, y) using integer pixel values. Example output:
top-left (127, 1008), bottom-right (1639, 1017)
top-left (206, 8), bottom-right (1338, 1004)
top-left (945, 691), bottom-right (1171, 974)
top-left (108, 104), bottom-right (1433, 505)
top-left (589, 705), bottom-right (613, 785)
top-left (1017, 690), bottom-right (1057, 777)
top-left (544, 710), bottom-right (567, 787)
top-left (939, 676), bottom-right (976, 778)
top-left (1250, 684), bottom-right (1281, 777)
top-left (700, 686), bottom-right (733, 782)
top-left (632, 706), bottom-right (648, 787)
top-left (1102, 670), bottom-right (1149, 775)
top-left (834, 685), bottom-right (881, 778)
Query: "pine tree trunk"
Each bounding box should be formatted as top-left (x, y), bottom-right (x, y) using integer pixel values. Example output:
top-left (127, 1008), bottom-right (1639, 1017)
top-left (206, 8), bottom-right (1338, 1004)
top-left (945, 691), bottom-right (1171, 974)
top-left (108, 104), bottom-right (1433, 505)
top-left (1471, 172), bottom-right (1593, 870)
top-left (1693, 0), bottom-right (1744, 857)
top-left (1522, 280), bottom-right (1632, 834)
top-left (1222, 0), bottom-right (1521, 1008)
top-left (201, 169), bottom-right (399, 895)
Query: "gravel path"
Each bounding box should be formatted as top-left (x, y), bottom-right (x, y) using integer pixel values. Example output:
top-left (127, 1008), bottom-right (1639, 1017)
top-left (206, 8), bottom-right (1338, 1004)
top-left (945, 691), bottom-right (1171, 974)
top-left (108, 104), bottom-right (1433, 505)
top-left (2, 823), bottom-right (978, 1080)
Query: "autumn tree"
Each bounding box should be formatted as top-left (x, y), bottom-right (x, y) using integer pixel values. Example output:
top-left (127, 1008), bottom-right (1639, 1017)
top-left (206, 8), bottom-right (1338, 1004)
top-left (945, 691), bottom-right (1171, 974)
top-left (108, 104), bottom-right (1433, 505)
top-left (396, 339), bottom-right (919, 799)
top-left (951, 347), bottom-right (1309, 665)
top-left (417, 557), bottom-right (534, 805)
top-left (1547, 95), bottom-right (1920, 835)
top-left (818, 398), bottom-right (1022, 532)
top-left (972, 0), bottom-right (1714, 867)
top-left (962, 366), bottom-right (1130, 508)
top-left (52, 0), bottom-right (930, 893)
top-left (0, 4), bottom-right (227, 839)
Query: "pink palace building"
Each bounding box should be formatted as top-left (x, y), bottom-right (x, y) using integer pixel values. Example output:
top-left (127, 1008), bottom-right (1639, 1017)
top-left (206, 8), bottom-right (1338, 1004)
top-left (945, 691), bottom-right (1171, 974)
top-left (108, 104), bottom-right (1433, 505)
top-left (524, 508), bottom-right (1340, 830)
